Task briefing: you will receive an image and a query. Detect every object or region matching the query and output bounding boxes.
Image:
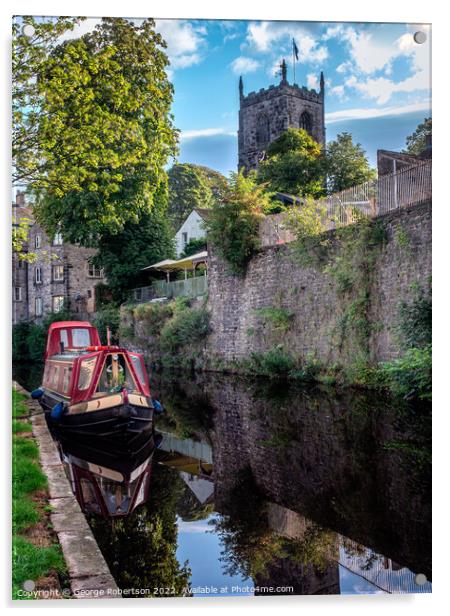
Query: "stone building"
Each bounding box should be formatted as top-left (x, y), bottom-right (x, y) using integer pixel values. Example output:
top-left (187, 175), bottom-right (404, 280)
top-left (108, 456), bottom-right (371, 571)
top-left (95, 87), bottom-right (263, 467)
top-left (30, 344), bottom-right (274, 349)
top-left (12, 191), bottom-right (105, 324)
top-left (238, 59), bottom-right (325, 173)
top-left (12, 192), bottom-right (32, 324)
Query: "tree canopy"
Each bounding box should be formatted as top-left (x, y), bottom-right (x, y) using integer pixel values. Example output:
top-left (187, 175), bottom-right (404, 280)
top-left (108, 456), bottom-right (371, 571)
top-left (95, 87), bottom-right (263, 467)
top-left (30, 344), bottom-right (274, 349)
top-left (257, 128), bottom-right (325, 198)
top-left (167, 163), bottom-right (227, 230)
top-left (404, 117), bottom-right (432, 156)
top-left (93, 183), bottom-right (175, 303)
top-left (22, 17), bottom-right (178, 244)
top-left (325, 132), bottom-right (376, 193)
top-left (13, 16), bottom-right (84, 188)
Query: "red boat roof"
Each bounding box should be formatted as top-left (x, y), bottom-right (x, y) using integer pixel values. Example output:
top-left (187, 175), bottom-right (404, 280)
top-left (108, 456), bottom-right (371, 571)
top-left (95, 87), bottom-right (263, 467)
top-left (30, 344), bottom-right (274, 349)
top-left (45, 321), bottom-right (101, 359)
top-left (48, 321), bottom-right (94, 331)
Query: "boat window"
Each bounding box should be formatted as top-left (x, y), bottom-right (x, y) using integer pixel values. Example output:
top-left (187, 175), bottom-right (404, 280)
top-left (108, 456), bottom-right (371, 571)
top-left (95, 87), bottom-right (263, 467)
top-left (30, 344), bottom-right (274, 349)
top-left (96, 354), bottom-right (137, 393)
top-left (78, 356), bottom-right (98, 390)
top-left (72, 328), bottom-right (91, 348)
top-left (80, 478), bottom-right (101, 514)
top-left (129, 354), bottom-right (146, 386)
top-left (51, 365), bottom-right (59, 388)
top-left (60, 329), bottom-right (69, 349)
top-left (62, 366), bottom-right (72, 393)
top-left (97, 476), bottom-right (139, 515)
top-left (134, 474), bottom-right (148, 508)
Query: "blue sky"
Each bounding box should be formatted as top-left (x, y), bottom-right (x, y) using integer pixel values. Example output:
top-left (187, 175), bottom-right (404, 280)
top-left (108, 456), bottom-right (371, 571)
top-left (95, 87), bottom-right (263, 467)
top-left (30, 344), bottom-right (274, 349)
top-left (49, 17), bottom-right (432, 175)
top-left (154, 19), bottom-right (431, 174)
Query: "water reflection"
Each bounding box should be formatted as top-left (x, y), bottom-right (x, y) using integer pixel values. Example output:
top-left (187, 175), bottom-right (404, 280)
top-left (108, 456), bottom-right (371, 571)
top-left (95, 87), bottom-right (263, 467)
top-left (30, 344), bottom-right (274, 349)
top-left (45, 371), bottom-right (431, 596)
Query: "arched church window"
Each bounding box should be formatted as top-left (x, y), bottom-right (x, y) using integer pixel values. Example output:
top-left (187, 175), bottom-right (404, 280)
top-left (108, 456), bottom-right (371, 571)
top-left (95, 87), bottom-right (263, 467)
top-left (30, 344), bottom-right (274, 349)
top-left (256, 113), bottom-right (270, 146)
top-left (300, 111), bottom-right (313, 134)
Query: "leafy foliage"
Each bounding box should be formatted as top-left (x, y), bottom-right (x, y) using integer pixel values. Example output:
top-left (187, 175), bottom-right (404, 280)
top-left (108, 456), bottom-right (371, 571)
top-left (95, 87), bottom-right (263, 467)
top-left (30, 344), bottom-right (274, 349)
top-left (243, 346), bottom-right (295, 378)
top-left (379, 345), bottom-right (432, 401)
top-left (286, 198), bottom-right (327, 241)
top-left (325, 132), bottom-right (376, 193)
top-left (167, 163), bottom-right (227, 230)
top-left (27, 18), bottom-right (178, 244)
top-left (258, 128), bottom-right (325, 198)
top-left (206, 171), bottom-right (271, 274)
top-left (404, 117), bottom-right (432, 156)
top-left (160, 300), bottom-right (211, 352)
top-left (179, 237), bottom-right (207, 258)
top-left (94, 193), bottom-right (175, 302)
top-left (397, 286), bottom-right (432, 350)
top-left (12, 16), bottom-right (83, 187)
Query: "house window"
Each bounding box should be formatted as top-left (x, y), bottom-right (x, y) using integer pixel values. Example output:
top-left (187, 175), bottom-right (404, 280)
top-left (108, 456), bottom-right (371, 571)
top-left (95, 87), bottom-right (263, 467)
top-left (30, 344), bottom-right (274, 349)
top-left (87, 264), bottom-right (103, 278)
top-left (53, 232), bottom-right (63, 246)
top-left (87, 289), bottom-right (92, 299)
top-left (35, 235), bottom-right (41, 249)
top-left (18, 259), bottom-right (24, 269)
top-left (52, 265), bottom-right (64, 282)
top-left (299, 111), bottom-right (313, 134)
top-left (35, 297), bottom-right (43, 316)
top-left (182, 232), bottom-right (188, 248)
top-left (14, 287), bottom-right (22, 301)
top-left (35, 266), bottom-right (42, 284)
top-left (52, 295), bottom-right (65, 312)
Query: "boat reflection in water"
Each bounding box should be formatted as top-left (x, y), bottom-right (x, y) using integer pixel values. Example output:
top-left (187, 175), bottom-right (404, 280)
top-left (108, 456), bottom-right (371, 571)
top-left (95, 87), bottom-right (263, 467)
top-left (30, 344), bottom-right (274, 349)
top-left (51, 428), bottom-right (161, 517)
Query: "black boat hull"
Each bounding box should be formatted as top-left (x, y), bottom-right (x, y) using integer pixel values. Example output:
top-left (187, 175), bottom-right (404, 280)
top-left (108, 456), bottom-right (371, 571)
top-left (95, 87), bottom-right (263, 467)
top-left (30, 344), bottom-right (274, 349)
top-left (40, 395), bottom-right (154, 436)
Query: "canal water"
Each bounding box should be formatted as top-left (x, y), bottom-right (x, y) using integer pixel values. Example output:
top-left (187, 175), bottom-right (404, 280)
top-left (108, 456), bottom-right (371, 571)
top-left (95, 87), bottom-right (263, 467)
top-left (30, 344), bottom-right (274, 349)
top-left (15, 365), bottom-right (431, 597)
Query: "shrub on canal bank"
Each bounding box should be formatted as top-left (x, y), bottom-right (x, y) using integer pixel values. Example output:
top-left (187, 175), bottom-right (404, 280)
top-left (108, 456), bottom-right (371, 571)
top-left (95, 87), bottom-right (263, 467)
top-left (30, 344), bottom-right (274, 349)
top-left (12, 388), bottom-right (66, 599)
top-left (121, 297), bottom-right (211, 370)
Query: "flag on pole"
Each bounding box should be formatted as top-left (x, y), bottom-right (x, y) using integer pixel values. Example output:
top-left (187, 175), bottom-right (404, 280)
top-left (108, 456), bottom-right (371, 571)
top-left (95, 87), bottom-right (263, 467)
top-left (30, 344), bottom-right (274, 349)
top-left (293, 38), bottom-right (299, 60)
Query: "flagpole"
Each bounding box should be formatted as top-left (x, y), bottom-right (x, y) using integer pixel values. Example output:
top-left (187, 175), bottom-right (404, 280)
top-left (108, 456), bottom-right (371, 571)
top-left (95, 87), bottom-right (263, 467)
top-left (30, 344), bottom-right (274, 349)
top-left (292, 38), bottom-right (296, 84)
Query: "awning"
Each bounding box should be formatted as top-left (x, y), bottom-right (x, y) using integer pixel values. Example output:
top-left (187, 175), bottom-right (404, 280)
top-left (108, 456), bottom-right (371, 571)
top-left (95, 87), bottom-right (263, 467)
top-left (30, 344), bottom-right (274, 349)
top-left (141, 251), bottom-right (208, 273)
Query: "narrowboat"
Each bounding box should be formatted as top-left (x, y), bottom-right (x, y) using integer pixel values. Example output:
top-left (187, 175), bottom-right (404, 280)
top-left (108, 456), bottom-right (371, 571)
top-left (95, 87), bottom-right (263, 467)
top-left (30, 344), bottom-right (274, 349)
top-left (32, 321), bottom-right (159, 435)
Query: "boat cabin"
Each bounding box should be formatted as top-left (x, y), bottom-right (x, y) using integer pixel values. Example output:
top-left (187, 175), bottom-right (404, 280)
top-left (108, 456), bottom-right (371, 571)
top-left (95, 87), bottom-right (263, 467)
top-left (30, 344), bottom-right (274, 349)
top-left (42, 322), bottom-right (150, 404)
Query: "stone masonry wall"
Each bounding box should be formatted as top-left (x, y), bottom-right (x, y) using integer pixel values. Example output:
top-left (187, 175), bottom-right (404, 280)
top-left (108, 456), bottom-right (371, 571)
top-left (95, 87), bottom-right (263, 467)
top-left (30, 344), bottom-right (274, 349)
top-left (206, 201), bottom-right (431, 367)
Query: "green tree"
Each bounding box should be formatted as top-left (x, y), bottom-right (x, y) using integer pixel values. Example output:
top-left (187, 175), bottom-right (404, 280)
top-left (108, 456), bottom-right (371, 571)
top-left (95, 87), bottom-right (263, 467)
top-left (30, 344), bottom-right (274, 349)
top-left (29, 18), bottom-right (178, 244)
top-left (167, 163), bottom-right (227, 229)
top-left (206, 171), bottom-right (271, 274)
top-left (325, 132), bottom-right (376, 193)
top-left (94, 187), bottom-right (175, 303)
top-left (404, 117), bottom-right (432, 156)
top-left (12, 16), bottom-right (84, 188)
top-left (258, 128), bottom-right (325, 198)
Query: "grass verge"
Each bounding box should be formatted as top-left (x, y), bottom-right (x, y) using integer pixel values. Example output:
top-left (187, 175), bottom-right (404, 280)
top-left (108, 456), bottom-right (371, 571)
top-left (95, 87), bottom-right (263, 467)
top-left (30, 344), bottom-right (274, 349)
top-left (12, 387), bottom-right (66, 600)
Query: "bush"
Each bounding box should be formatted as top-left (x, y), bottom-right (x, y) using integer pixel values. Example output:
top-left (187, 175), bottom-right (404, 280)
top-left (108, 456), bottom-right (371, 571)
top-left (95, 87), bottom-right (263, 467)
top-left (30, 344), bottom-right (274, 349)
top-left (206, 171), bottom-right (271, 274)
top-left (379, 345), bottom-right (431, 400)
top-left (160, 304), bottom-right (210, 352)
top-left (134, 301), bottom-right (174, 336)
top-left (244, 347), bottom-right (295, 378)
top-left (397, 286), bottom-right (432, 350)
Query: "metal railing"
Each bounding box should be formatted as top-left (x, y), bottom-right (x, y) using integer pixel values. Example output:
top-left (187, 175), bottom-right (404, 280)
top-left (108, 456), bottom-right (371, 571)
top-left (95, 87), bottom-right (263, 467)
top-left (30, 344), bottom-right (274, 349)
top-left (261, 160), bottom-right (432, 246)
top-left (130, 274), bottom-right (208, 304)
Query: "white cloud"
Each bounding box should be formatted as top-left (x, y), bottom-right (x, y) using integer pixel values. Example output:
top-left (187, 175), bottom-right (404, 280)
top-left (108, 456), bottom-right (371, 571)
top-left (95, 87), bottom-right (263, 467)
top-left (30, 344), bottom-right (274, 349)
top-left (325, 100), bottom-right (431, 123)
top-left (230, 56), bottom-right (260, 75)
top-left (339, 24), bottom-right (431, 103)
top-left (180, 128), bottom-right (237, 140)
top-left (336, 61), bottom-right (352, 74)
top-left (330, 84), bottom-right (346, 100)
top-left (246, 21), bottom-right (327, 63)
top-left (307, 73), bottom-right (319, 90)
top-left (155, 19), bottom-right (207, 72)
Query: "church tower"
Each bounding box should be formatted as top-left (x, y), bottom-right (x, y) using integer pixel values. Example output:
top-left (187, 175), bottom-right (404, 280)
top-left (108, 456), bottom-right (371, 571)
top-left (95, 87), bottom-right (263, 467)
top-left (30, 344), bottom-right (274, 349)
top-left (238, 60), bottom-right (325, 173)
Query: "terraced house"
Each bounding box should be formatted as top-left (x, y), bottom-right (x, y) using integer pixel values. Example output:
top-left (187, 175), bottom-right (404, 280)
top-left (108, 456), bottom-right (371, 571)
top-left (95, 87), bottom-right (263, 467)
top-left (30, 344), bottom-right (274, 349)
top-left (12, 191), bottom-right (105, 324)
